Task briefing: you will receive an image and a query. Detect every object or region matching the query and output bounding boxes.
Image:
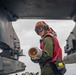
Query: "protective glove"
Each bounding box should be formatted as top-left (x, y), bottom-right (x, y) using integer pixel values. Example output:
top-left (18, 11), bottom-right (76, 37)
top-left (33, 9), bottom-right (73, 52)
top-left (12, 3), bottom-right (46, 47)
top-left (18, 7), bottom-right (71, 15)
top-left (31, 57), bottom-right (40, 63)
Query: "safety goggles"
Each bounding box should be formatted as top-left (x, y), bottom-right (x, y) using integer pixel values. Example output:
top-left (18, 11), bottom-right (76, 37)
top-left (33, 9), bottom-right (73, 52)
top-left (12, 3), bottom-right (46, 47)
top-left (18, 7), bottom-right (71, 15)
top-left (35, 26), bottom-right (44, 35)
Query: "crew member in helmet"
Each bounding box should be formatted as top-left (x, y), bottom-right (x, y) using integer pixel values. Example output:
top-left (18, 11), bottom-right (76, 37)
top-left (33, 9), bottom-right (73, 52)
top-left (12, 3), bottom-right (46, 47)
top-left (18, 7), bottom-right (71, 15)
top-left (32, 21), bottom-right (66, 75)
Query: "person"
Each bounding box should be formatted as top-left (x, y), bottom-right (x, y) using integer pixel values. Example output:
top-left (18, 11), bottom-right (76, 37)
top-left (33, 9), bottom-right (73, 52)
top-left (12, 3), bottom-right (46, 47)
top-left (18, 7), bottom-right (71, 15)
top-left (31, 21), bottom-right (66, 75)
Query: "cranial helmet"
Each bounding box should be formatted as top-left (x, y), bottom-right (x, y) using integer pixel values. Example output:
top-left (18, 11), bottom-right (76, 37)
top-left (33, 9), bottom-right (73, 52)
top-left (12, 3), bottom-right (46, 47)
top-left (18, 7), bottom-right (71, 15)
top-left (35, 21), bottom-right (57, 36)
top-left (35, 21), bottom-right (49, 34)
top-left (35, 21), bottom-right (49, 30)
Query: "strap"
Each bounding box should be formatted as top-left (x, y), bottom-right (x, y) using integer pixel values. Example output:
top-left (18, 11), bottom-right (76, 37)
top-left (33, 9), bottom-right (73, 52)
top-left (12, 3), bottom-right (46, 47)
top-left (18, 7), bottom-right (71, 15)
top-left (50, 62), bottom-right (63, 75)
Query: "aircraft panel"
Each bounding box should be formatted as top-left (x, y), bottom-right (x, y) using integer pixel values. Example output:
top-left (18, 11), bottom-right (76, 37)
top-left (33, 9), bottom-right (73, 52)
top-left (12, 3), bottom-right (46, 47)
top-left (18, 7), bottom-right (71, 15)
top-left (0, 0), bottom-right (76, 19)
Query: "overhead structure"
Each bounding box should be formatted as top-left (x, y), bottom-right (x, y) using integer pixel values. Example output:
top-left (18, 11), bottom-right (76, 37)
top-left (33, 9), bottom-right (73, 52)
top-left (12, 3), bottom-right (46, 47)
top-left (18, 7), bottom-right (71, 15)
top-left (0, 0), bottom-right (76, 20)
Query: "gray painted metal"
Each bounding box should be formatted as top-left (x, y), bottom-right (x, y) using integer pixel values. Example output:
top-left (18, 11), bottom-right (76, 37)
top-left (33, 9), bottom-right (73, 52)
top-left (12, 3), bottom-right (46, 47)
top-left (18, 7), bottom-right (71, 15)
top-left (63, 52), bottom-right (76, 64)
top-left (0, 57), bottom-right (25, 74)
top-left (0, 5), bottom-right (25, 74)
top-left (0, 57), bottom-right (3, 74)
top-left (64, 24), bottom-right (76, 64)
top-left (0, 6), bottom-right (20, 51)
top-left (65, 25), bottom-right (76, 54)
top-left (0, 0), bottom-right (76, 20)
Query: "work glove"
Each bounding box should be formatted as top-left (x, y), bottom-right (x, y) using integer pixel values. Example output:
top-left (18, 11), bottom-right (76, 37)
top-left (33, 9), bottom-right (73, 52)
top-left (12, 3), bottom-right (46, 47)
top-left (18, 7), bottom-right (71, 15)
top-left (31, 57), bottom-right (40, 63)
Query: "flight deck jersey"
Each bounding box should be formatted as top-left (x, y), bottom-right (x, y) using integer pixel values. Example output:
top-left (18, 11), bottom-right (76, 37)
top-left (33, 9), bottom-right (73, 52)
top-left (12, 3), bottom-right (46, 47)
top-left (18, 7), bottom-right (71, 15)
top-left (40, 33), bottom-right (62, 62)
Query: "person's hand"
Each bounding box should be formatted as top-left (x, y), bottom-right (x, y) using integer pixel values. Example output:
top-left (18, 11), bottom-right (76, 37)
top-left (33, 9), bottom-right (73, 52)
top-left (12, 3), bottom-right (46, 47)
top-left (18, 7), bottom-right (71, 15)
top-left (31, 57), bottom-right (40, 63)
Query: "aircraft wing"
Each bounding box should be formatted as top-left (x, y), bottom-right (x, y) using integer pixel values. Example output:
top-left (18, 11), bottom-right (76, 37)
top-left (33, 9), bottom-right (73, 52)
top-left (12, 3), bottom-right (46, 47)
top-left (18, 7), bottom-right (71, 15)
top-left (0, 0), bottom-right (76, 20)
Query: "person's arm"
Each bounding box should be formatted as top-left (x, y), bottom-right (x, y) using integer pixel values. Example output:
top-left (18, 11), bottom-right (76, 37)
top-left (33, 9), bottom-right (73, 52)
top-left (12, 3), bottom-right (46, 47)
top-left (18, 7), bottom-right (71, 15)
top-left (39, 36), bottom-right (54, 63)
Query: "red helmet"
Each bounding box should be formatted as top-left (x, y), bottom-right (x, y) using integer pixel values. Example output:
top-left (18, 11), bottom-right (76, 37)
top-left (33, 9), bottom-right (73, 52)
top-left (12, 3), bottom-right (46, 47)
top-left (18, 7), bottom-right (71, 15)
top-left (35, 21), bottom-right (57, 36)
top-left (35, 21), bottom-right (49, 35)
top-left (35, 21), bottom-right (46, 28)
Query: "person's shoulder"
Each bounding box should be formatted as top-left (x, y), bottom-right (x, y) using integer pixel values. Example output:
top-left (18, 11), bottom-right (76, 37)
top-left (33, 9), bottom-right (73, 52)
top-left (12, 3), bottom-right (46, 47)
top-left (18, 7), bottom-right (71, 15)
top-left (44, 36), bottom-right (53, 41)
top-left (44, 33), bottom-right (53, 39)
